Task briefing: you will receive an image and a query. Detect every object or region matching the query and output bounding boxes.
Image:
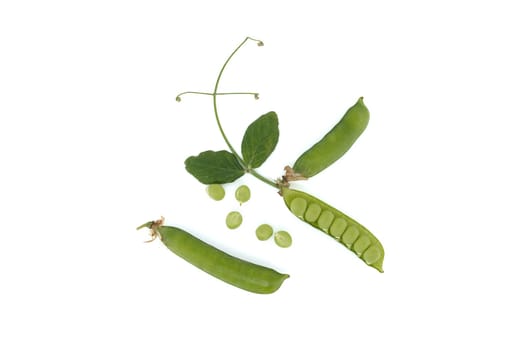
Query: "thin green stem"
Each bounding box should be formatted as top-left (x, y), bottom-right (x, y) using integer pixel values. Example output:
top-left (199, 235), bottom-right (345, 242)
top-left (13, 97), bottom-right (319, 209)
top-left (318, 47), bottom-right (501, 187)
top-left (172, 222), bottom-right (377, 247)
top-left (212, 37), bottom-right (262, 165)
top-left (185, 37), bottom-right (278, 190)
top-left (249, 169), bottom-right (279, 188)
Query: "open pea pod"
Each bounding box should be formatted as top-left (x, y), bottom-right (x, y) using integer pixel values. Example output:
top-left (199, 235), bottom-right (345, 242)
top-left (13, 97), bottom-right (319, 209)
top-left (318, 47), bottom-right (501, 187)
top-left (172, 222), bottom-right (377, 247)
top-left (281, 186), bottom-right (384, 272)
top-left (291, 97), bottom-right (369, 179)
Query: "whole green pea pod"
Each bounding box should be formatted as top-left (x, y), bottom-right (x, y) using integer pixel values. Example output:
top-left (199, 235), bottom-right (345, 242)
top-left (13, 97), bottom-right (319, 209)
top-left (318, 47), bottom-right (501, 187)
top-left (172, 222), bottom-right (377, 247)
top-left (137, 219), bottom-right (289, 294)
top-left (281, 187), bottom-right (384, 272)
top-left (292, 97), bottom-right (369, 179)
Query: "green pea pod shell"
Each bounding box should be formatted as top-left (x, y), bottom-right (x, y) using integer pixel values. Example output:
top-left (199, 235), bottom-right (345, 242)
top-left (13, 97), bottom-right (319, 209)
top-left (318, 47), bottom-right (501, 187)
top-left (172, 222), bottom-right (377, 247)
top-left (281, 187), bottom-right (384, 272)
top-left (292, 97), bottom-right (369, 178)
top-left (138, 221), bottom-right (289, 294)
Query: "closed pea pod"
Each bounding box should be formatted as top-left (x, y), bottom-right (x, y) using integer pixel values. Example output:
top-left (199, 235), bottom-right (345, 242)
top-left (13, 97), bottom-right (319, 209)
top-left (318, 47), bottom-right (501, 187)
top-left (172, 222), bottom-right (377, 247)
top-left (281, 187), bottom-right (384, 272)
top-left (137, 218), bottom-right (289, 294)
top-left (291, 97), bottom-right (369, 179)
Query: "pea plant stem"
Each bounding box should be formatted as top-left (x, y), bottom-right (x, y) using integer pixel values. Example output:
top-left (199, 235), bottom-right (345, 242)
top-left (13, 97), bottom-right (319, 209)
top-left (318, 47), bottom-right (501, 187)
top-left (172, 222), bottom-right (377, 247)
top-left (249, 169), bottom-right (279, 188)
top-left (212, 37), bottom-right (259, 165)
top-left (211, 36), bottom-right (278, 189)
top-left (177, 37), bottom-right (279, 190)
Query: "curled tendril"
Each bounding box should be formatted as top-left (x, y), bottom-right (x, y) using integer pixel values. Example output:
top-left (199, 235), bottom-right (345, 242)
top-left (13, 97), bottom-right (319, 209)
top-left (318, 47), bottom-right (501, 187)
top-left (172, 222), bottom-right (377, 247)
top-left (175, 91), bottom-right (259, 102)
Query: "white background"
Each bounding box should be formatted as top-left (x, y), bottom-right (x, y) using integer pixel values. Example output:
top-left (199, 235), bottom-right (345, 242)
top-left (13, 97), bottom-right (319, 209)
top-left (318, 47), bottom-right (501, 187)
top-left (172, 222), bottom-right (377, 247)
top-left (1, 1), bottom-right (525, 349)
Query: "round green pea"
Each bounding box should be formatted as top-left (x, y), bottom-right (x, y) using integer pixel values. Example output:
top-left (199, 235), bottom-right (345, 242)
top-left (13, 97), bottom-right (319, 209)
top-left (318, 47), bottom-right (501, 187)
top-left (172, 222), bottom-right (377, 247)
top-left (353, 236), bottom-right (371, 256)
top-left (290, 197), bottom-right (307, 217)
top-left (206, 184), bottom-right (225, 201)
top-left (255, 224), bottom-right (273, 241)
top-left (362, 246), bottom-right (382, 265)
top-left (274, 230), bottom-right (292, 248)
top-left (235, 185), bottom-right (251, 204)
top-left (305, 203), bottom-right (322, 223)
top-left (317, 210), bottom-right (335, 232)
top-left (341, 225), bottom-right (360, 247)
top-left (226, 211), bottom-right (243, 229)
top-left (329, 217), bottom-right (347, 239)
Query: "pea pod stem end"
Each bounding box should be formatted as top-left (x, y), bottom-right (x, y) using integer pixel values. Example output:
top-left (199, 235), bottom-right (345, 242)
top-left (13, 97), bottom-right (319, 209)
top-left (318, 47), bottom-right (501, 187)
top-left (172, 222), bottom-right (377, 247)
top-left (136, 221), bottom-right (153, 230)
top-left (282, 165), bottom-right (308, 184)
top-left (137, 217), bottom-right (165, 243)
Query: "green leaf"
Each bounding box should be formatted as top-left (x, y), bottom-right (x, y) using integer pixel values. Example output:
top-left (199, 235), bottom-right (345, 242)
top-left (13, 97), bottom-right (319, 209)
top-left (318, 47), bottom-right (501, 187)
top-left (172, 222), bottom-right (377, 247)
top-left (185, 150), bottom-right (245, 184)
top-left (241, 111), bottom-right (279, 169)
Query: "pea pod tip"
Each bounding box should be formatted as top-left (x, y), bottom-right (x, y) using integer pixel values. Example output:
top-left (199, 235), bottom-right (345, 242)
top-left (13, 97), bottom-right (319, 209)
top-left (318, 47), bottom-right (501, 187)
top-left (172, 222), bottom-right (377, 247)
top-left (371, 261), bottom-right (384, 273)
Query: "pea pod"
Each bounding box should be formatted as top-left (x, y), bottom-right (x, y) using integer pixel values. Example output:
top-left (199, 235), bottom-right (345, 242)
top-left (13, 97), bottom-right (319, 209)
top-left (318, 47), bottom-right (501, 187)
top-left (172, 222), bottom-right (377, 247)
top-left (292, 97), bottom-right (369, 179)
top-left (137, 218), bottom-right (289, 294)
top-left (281, 187), bottom-right (384, 272)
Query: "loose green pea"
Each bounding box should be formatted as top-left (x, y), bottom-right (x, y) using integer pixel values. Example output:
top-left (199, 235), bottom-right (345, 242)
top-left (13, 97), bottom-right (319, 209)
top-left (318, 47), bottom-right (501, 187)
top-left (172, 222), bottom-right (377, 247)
top-left (281, 187), bottom-right (384, 272)
top-left (274, 230), bottom-right (292, 248)
top-left (226, 211), bottom-right (243, 229)
top-left (290, 197), bottom-right (307, 218)
top-left (292, 97), bottom-right (369, 179)
top-left (255, 224), bottom-right (273, 241)
top-left (206, 184), bottom-right (225, 201)
top-left (137, 218), bottom-right (289, 294)
top-left (235, 185), bottom-right (251, 204)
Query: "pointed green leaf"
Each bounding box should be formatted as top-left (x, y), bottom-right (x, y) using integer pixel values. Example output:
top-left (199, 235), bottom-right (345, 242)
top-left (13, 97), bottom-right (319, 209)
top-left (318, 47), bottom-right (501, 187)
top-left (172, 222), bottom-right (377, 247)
top-left (241, 111), bottom-right (279, 169)
top-left (185, 150), bottom-right (245, 184)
